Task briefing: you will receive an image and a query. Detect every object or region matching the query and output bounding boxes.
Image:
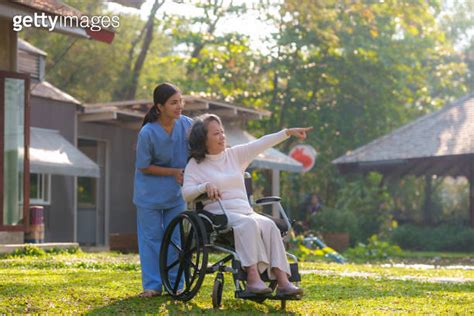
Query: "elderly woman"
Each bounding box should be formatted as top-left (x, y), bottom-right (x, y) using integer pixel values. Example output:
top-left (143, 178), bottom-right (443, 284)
top-left (182, 114), bottom-right (311, 296)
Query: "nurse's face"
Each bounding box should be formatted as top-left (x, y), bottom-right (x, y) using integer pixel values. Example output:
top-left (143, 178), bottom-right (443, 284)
top-left (206, 119), bottom-right (226, 155)
top-left (158, 92), bottom-right (183, 120)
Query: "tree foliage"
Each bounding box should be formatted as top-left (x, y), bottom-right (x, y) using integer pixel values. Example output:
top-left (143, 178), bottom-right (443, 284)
top-left (21, 0), bottom-right (473, 236)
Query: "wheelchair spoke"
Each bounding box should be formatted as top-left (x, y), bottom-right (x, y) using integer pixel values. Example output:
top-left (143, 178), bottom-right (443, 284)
top-left (186, 258), bottom-right (198, 270)
top-left (173, 218), bottom-right (196, 293)
top-left (164, 258), bottom-right (180, 272)
top-left (189, 246), bottom-right (203, 286)
top-left (170, 239), bottom-right (182, 253)
top-left (183, 246), bottom-right (197, 257)
top-left (173, 259), bottom-right (186, 293)
top-left (185, 257), bottom-right (198, 282)
top-left (182, 228), bottom-right (195, 253)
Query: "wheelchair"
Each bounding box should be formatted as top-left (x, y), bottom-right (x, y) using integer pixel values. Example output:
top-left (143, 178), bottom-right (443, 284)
top-left (159, 174), bottom-right (302, 309)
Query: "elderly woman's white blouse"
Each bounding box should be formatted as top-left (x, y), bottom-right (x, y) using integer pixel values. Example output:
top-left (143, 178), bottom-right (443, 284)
top-left (182, 129), bottom-right (289, 214)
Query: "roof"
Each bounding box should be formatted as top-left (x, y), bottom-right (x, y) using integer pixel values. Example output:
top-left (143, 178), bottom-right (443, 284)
top-left (226, 127), bottom-right (303, 172)
top-left (30, 127), bottom-right (100, 177)
top-left (11, 0), bottom-right (82, 17)
top-left (184, 96), bottom-right (272, 119)
top-left (31, 81), bottom-right (81, 105)
top-left (18, 39), bottom-right (47, 56)
top-left (80, 96), bottom-right (271, 128)
top-left (333, 93), bottom-right (474, 165)
top-left (80, 98), bottom-right (302, 172)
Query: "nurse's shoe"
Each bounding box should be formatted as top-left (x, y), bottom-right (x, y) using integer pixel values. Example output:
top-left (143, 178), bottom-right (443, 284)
top-left (138, 289), bottom-right (162, 297)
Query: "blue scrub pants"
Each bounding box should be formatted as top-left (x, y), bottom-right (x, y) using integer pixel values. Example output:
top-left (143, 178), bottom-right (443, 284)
top-left (137, 203), bottom-right (185, 291)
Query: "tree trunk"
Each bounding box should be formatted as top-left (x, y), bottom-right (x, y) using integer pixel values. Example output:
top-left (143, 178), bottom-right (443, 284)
top-left (186, 0), bottom-right (223, 78)
top-left (112, 0), bottom-right (164, 101)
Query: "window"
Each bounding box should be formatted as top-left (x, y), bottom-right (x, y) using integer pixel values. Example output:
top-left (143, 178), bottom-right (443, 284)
top-left (3, 77), bottom-right (25, 225)
top-left (30, 173), bottom-right (51, 205)
top-left (0, 71), bottom-right (30, 229)
top-left (78, 177), bottom-right (96, 208)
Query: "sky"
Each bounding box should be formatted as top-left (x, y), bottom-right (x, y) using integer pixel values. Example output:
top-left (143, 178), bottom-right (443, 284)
top-left (107, 0), bottom-right (278, 51)
top-left (107, 0), bottom-right (473, 52)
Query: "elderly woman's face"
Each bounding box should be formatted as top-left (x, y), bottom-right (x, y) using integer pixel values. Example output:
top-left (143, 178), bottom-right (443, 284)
top-left (206, 119), bottom-right (226, 155)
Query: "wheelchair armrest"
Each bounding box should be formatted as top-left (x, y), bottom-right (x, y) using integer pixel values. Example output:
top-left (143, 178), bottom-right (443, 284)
top-left (192, 195), bottom-right (230, 220)
top-left (255, 196), bottom-right (281, 205)
top-left (193, 193), bottom-right (209, 203)
top-left (254, 196), bottom-right (294, 234)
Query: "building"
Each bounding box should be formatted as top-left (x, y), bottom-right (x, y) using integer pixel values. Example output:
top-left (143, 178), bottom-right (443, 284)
top-left (333, 93), bottom-right (474, 226)
top-left (0, 0), bottom-right (114, 244)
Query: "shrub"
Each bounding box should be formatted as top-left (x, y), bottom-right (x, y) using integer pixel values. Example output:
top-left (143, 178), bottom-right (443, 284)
top-left (390, 224), bottom-right (474, 252)
top-left (7, 245), bottom-right (46, 257)
top-left (314, 173), bottom-right (394, 244)
top-left (46, 246), bottom-right (82, 255)
top-left (311, 207), bottom-right (358, 234)
top-left (4, 245), bottom-right (82, 258)
top-left (345, 235), bottom-right (402, 261)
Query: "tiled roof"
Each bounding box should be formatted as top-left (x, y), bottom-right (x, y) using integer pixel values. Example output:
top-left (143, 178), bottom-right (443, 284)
top-left (31, 81), bottom-right (81, 105)
top-left (10, 0), bottom-right (83, 17)
top-left (333, 93), bottom-right (474, 165)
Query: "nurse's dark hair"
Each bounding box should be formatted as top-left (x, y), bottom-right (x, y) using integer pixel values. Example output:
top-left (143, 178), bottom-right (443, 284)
top-left (142, 83), bottom-right (180, 127)
top-left (189, 114), bottom-right (223, 163)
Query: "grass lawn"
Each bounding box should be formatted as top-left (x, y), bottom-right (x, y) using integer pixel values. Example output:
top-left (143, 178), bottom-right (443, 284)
top-left (0, 250), bottom-right (473, 314)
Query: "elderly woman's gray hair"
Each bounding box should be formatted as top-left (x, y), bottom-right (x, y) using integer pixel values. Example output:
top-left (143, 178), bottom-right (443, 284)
top-left (189, 114), bottom-right (223, 163)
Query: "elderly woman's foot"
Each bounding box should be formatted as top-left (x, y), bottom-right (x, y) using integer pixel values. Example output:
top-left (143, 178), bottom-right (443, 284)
top-left (247, 285), bottom-right (272, 294)
top-left (246, 281), bottom-right (272, 294)
top-left (276, 284), bottom-right (304, 296)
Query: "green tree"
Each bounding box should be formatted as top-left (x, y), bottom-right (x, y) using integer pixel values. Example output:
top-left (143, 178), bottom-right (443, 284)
top-left (21, 0), bottom-right (178, 102)
top-left (254, 0), bottom-right (469, 227)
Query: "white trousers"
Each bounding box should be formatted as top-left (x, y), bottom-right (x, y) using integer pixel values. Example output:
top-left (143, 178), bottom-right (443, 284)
top-left (226, 211), bottom-right (291, 279)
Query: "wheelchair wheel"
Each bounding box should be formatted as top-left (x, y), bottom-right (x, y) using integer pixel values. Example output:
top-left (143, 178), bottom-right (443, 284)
top-left (212, 272), bottom-right (224, 308)
top-left (160, 211), bottom-right (208, 302)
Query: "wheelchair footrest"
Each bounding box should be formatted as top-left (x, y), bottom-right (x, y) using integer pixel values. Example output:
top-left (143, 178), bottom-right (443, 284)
top-left (235, 290), bottom-right (302, 301)
top-left (272, 292), bottom-right (303, 300)
top-left (235, 290), bottom-right (272, 300)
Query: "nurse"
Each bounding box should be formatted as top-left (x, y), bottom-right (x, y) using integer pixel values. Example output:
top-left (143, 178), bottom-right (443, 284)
top-left (133, 83), bottom-right (192, 297)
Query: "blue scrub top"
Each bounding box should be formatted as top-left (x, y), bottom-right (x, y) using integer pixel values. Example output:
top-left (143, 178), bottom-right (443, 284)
top-left (133, 115), bottom-right (193, 209)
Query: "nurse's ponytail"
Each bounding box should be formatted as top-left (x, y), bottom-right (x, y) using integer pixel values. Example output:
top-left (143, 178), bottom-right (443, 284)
top-left (142, 106), bottom-right (160, 127)
top-left (142, 82), bottom-right (180, 127)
